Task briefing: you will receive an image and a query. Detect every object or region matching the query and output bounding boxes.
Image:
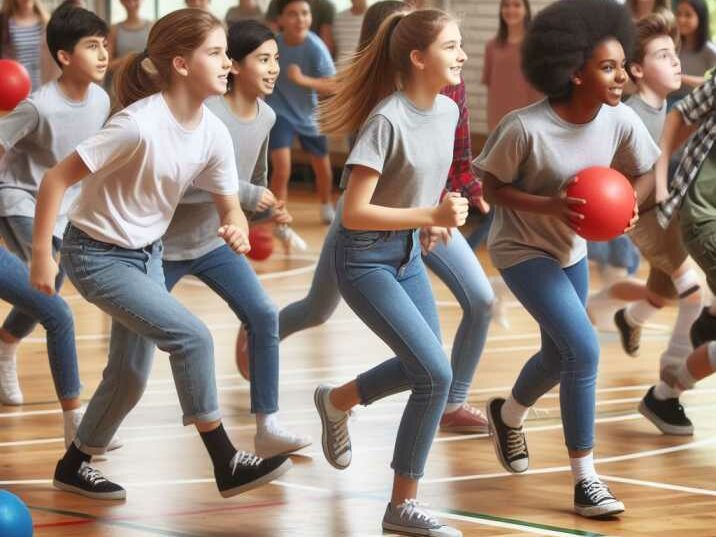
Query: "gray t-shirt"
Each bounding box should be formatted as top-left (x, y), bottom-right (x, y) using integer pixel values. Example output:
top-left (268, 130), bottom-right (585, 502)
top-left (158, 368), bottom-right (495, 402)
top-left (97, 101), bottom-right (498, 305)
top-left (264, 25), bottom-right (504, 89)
top-left (162, 96), bottom-right (276, 261)
top-left (673, 42), bottom-right (716, 100)
top-left (0, 81), bottom-right (110, 237)
top-left (624, 94), bottom-right (665, 144)
top-left (341, 92), bottom-right (459, 209)
top-left (473, 99), bottom-right (660, 269)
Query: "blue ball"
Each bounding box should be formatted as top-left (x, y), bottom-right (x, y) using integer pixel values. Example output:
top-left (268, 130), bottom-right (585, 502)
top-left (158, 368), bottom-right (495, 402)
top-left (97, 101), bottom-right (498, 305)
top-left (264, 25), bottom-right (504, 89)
top-left (0, 490), bottom-right (33, 537)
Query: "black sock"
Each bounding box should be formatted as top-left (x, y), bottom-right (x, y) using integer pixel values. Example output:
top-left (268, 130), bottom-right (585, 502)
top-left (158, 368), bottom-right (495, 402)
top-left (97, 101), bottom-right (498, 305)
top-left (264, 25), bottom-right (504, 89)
top-left (200, 424), bottom-right (237, 469)
top-left (61, 443), bottom-right (91, 472)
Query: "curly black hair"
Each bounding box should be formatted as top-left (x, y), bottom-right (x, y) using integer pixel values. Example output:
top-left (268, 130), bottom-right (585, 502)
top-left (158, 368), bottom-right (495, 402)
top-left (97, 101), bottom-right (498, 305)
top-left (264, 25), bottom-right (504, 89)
top-left (521, 0), bottom-right (634, 100)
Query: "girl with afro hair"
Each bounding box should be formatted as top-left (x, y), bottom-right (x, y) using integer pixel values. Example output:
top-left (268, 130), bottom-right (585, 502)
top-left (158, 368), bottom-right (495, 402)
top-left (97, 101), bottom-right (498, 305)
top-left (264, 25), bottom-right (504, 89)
top-left (475, 0), bottom-right (660, 519)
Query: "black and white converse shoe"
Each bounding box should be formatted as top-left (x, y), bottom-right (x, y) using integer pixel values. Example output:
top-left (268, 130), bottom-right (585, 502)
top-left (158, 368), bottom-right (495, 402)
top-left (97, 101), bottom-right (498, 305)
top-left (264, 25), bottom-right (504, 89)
top-left (486, 398), bottom-right (529, 473)
top-left (53, 460), bottom-right (126, 500)
top-left (574, 478), bottom-right (625, 518)
top-left (614, 308), bottom-right (641, 357)
top-left (690, 307), bottom-right (716, 348)
top-left (638, 386), bottom-right (694, 436)
top-left (215, 450), bottom-right (292, 498)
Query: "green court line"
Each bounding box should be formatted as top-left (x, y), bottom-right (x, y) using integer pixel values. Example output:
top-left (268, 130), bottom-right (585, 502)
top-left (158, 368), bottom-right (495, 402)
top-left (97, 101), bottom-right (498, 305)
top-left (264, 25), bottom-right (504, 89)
top-left (444, 508), bottom-right (606, 537)
top-left (28, 505), bottom-right (205, 537)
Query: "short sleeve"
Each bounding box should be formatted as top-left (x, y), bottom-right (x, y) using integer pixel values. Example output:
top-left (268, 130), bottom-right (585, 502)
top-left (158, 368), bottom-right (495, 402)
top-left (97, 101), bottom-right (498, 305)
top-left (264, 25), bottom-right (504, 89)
top-left (193, 124), bottom-right (239, 196)
top-left (312, 37), bottom-right (336, 78)
top-left (612, 106), bottom-right (661, 176)
top-left (0, 101), bottom-right (39, 151)
top-left (75, 113), bottom-right (141, 173)
top-left (345, 115), bottom-right (394, 175)
top-left (472, 112), bottom-right (528, 184)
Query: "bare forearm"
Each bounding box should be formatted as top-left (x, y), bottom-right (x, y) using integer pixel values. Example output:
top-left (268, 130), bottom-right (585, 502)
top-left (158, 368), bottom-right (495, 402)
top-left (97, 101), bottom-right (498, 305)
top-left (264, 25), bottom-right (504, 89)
top-left (220, 206), bottom-right (249, 235)
top-left (342, 204), bottom-right (436, 230)
top-left (632, 172), bottom-right (654, 205)
top-left (298, 75), bottom-right (336, 95)
top-left (484, 180), bottom-right (552, 215)
top-left (681, 74), bottom-right (705, 88)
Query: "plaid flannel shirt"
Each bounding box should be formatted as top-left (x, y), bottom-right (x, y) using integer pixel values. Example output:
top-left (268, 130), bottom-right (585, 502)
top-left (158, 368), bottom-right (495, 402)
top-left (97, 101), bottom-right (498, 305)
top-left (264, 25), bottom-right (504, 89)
top-left (440, 79), bottom-right (483, 207)
top-left (657, 77), bottom-right (716, 228)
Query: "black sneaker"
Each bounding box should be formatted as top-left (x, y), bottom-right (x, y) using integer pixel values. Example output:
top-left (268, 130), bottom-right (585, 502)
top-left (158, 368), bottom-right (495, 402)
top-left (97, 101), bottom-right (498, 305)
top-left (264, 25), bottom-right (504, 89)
top-left (574, 478), bottom-right (624, 518)
top-left (215, 450), bottom-right (292, 498)
top-left (486, 398), bottom-right (528, 473)
top-left (690, 307), bottom-right (716, 348)
top-left (638, 386), bottom-right (694, 435)
top-left (614, 308), bottom-right (641, 357)
top-left (53, 460), bottom-right (126, 500)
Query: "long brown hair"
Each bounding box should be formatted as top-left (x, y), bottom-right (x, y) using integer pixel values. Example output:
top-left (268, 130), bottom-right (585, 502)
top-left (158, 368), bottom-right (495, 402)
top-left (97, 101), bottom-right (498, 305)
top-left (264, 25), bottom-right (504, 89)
top-left (319, 8), bottom-right (453, 136)
top-left (1, 0), bottom-right (49, 23)
top-left (114, 8), bottom-right (222, 108)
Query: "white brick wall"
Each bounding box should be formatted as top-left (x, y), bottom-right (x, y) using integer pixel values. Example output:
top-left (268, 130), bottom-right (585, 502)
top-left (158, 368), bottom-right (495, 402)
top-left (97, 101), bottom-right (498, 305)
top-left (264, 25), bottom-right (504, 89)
top-left (446, 0), bottom-right (552, 134)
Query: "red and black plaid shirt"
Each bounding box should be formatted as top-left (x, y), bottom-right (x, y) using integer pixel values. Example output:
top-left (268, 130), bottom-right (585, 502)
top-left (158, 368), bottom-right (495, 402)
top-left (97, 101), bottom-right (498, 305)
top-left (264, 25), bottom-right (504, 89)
top-left (440, 79), bottom-right (482, 207)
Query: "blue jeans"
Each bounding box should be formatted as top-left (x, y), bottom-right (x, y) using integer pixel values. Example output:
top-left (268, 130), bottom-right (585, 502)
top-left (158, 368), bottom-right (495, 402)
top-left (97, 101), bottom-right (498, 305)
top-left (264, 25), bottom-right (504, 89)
top-left (280, 218), bottom-right (493, 404)
top-left (61, 225), bottom-right (221, 454)
top-left (163, 245), bottom-right (279, 414)
top-left (0, 245), bottom-right (80, 400)
top-left (501, 256), bottom-right (599, 451)
top-left (0, 216), bottom-right (66, 337)
top-left (336, 227), bottom-right (452, 479)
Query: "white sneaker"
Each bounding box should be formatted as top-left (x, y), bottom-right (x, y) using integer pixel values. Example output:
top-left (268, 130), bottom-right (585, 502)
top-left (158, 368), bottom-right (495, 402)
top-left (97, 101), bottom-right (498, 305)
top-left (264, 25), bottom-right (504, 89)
top-left (273, 224), bottom-right (308, 253)
top-left (64, 407), bottom-right (123, 451)
top-left (254, 427), bottom-right (312, 458)
top-left (320, 203), bottom-right (335, 224)
top-left (0, 340), bottom-right (23, 405)
top-left (383, 500), bottom-right (462, 537)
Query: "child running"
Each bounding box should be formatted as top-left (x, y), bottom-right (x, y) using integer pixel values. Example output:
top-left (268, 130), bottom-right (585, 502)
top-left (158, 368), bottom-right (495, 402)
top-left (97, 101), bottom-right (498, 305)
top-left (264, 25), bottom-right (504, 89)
top-left (313, 8), bottom-right (469, 536)
top-left (30, 8), bottom-right (291, 501)
top-left (476, 0), bottom-right (659, 518)
top-left (162, 19), bottom-right (311, 458)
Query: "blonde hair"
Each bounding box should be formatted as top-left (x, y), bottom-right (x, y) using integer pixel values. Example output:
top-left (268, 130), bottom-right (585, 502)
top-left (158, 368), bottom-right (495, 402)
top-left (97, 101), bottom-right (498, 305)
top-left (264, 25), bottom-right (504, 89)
top-left (114, 8), bottom-right (222, 108)
top-left (319, 8), bottom-right (453, 136)
top-left (1, 0), bottom-right (49, 24)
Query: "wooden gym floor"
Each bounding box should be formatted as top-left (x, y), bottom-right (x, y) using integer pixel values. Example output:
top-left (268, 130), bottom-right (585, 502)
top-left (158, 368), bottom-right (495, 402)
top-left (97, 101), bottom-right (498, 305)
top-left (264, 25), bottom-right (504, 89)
top-left (1, 190), bottom-right (715, 536)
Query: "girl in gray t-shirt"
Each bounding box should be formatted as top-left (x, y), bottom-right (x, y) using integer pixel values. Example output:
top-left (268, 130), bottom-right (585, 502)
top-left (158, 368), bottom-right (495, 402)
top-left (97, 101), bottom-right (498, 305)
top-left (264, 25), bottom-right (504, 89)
top-left (474, 0), bottom-right (659, 520)
top-left (311, 9), bottom-right (471, 536)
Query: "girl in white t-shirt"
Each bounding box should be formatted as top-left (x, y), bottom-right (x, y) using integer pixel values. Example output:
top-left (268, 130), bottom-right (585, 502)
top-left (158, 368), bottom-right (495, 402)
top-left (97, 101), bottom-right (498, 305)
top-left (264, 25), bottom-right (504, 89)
top-left (30, 8), bottom-right (292, 501)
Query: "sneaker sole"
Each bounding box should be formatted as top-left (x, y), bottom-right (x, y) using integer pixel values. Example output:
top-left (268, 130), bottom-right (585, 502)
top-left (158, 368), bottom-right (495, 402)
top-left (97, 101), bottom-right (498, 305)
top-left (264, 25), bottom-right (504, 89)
top-left (638, 400), bottom-right (694, 436)
top-left (219, 458), bottom-right (293, 498)
top-left (53, 479), bottom-right (126, 500)
top-left (382, 520), bottom-right (438, 536)
top-left (255, 439), bottom-right (313, 459)
top-left (575, 499), bottom-right (625, 518)
top-left (314, 388), bottom-right (350, 470)
top-left (486, 398), bottom-right (527, 474)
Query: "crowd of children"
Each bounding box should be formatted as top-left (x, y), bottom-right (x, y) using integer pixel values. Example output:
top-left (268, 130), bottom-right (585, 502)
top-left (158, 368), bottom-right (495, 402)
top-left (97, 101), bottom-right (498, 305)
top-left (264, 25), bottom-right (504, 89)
top-left (0, 0), bottom-right (715, 535)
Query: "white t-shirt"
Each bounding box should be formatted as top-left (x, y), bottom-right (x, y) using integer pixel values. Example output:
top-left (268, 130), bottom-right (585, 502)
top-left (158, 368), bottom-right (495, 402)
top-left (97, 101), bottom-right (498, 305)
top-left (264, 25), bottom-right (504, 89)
top-left (70, 93), bottom-right (238, 249)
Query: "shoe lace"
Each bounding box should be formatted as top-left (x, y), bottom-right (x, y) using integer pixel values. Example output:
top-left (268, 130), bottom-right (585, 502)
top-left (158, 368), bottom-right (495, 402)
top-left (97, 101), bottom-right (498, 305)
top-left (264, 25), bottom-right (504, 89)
top-left (582, 479), bottom-right (614, 504)
top-left (230, 451), bottom-right (263, 474)
top-left (461, 403), bottom-right (486, 418)
top-left (397, 499), bottom-right (439, 526)
top-left (330, 411), bottom-right (352, 456)
top-left (79, 464), bottom-right (108, 486)
top-left (506, 428), bottom-right (527, 460)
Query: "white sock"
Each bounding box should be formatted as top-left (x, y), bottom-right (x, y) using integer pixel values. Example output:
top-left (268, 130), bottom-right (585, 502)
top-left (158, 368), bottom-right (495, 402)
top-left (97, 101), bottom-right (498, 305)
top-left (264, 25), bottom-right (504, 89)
top-left (256, 412), bottom-right (279, 433)
top-left (0, 339), bottom-right (19, 361)
top-left (654, 381), bottom-right (681, 400)
top-left (671, 271), bottom-right (702, 348)
top-left (325, 389), bottom-right (348, 420)
top-left (500, 396), bottom-right (529, 428)
top-left (570, 452), bottom-right (598, 484)
top-left (625, 300), bottom-right (660, 327)
top-left (444, 403), bottom-right (461, 414)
